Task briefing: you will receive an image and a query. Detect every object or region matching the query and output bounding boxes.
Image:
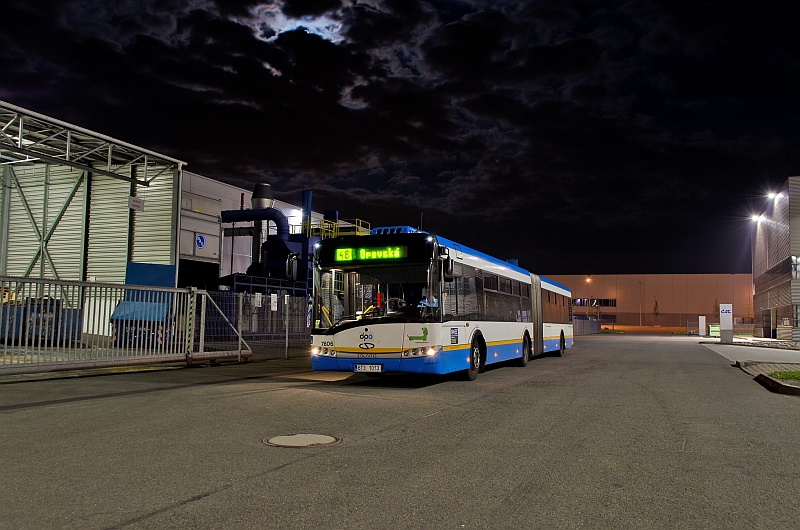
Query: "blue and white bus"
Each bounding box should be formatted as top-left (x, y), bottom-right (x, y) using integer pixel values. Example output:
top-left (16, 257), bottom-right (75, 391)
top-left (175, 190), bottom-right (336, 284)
top-left (310, 226), bottom-right (573, 380)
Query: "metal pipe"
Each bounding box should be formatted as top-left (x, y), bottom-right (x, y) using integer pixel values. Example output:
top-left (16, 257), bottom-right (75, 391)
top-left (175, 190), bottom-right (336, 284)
top-left (220, 208), bottom-right (290, 241)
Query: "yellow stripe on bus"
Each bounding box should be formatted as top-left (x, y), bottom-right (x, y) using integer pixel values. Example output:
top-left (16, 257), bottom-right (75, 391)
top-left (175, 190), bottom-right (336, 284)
top-left (444, 339), bottom-right (522, 350)
top-left (487, 339), bottom-right (523, 347)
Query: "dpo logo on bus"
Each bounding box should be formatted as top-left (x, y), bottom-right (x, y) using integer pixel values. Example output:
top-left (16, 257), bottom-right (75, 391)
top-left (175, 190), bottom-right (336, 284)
top-left (359, 328), bottom-right (375, 349)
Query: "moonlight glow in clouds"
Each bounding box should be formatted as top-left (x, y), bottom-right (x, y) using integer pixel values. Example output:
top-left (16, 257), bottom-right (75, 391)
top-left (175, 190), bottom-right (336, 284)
top-left (249, 3), bottom-right (345, 43)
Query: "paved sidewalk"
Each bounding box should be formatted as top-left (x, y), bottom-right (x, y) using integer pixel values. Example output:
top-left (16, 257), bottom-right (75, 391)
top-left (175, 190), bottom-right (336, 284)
top-left (701, 339), bottom-right (800, 396)
top-left (0, 346), bottom-right (312, 384)
top-left (702, 341), bottom-right (800, 364)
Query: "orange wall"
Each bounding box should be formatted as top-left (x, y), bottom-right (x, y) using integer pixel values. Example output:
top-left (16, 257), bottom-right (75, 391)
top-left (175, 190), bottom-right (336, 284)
top-left (546, 274), bottom-right (753, 322)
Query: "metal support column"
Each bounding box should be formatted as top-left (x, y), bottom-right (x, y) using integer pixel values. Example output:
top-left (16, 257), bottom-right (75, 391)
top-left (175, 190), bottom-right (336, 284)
top-left (40, 163), bottom-right (49, 279)
top-left (0, 166), bottom-right (10, 275)
top-left (284, 293), bottom-right (289, 360)
top-left (237, 293), bottom-right (243, 363)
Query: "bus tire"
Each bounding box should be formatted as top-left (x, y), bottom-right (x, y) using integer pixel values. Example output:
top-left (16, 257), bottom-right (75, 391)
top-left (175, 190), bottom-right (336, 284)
top-left (465, 339), bottom-right (481, 381)
top-left (516, 333), bottom-right (530, 367)
top-left (556, 332), bottom-right (565, 357)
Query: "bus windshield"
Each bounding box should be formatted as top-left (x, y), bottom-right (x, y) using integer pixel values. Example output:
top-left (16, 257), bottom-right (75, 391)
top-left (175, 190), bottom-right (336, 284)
top-left (313, 264), bottom-right (440, 332)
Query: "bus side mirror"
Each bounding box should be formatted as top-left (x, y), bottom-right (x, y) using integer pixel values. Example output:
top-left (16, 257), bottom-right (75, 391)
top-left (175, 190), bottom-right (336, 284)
top-left (443, 258), bottom-right (454, 282)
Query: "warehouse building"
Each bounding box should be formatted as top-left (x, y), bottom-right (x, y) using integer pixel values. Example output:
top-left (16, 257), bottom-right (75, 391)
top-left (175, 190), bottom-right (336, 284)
top-left (751, 178), bottom-right (800, 340)
top-left (0, 100), bottom-right (185, 285)
top-left (0, 100), bottom-right (365, 290)
top-left (545, 274), bottom-right (753, 330)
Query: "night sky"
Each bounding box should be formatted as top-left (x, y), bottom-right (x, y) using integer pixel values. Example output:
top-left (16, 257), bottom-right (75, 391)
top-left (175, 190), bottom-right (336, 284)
top-left (3, 1), bottom-right (799, 274)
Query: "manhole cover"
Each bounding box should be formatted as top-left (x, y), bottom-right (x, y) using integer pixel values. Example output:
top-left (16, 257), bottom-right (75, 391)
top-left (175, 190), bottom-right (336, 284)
top-left (264, 434), bottom-right (339, 447)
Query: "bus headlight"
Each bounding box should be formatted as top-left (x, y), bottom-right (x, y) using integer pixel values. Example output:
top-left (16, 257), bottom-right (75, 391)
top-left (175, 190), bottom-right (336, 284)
top-left (311, 347), bottom-right (320, 356)
top-left (426, 347), bottom-right (437, 356)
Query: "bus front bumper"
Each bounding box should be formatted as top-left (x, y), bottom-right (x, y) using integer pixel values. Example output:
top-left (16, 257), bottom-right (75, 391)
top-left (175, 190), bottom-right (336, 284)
top-left (311, 347), bottom-right (470, 375)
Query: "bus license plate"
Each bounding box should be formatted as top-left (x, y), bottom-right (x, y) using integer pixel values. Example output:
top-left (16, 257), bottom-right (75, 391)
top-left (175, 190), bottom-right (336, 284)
top-left (354, 364), bottom-right (382, 373)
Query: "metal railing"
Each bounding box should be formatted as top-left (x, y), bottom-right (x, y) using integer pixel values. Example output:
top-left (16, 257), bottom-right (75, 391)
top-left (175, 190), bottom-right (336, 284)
top-left (296, 218), bottom-right (371, 238)
top-left (0, 276), bottom-right (250, 374)
top-left (339, 218), bottom-right (370, 235)
top-left (206, 291), bottom-right (309, 359)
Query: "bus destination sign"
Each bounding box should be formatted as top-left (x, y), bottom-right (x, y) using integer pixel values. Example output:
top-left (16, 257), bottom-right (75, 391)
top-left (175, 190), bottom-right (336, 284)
top-left (335, 246), bottom-right (408, 262)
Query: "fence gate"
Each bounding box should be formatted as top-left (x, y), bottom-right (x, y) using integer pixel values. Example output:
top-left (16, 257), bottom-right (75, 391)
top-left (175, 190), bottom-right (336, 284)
top-left (0, 277), bottom-right (250, 375)
top-left (207, 291), bottom-right (310, 359)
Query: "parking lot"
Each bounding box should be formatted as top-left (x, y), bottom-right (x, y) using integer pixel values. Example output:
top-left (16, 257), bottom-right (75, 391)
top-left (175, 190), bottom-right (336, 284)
top-left (2, 334), bottom-right (799, 529)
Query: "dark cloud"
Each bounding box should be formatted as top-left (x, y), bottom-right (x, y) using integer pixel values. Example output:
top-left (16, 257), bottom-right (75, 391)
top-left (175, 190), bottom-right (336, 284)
top-left (2, 0), bottom-right (798, 274)
top-left (282, 0), bottom-right (342, 18)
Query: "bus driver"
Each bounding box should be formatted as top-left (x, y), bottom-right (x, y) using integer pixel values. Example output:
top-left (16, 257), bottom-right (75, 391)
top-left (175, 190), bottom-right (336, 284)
top-left (417, 287), bottom-right (438, 308)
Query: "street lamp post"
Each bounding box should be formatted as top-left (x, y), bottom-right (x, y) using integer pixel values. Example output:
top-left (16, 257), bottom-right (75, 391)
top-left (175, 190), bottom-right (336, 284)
top-left (638, 280), bottom-right (642, 327)
top-left (585, 277), bottom-right (591, 319)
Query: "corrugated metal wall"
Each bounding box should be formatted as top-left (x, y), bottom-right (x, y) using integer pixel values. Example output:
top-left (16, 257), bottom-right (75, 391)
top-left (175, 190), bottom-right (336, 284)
top-left (1, 164), bottom-right (86, 281)
top-left (2, 163), bottom-right (180, 286)
top-left (130, 167), bottom-right (178, 266)
top-left (84, 174), bottom-right (131, 284)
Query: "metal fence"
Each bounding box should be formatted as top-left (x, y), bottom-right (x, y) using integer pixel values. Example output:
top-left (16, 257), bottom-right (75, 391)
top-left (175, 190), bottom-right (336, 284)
top-left (572, 317), bottom-right (601, 335)
top-left (687, 321), bottom-right (756, 337)
top-left (0, 276), bottom-right (250, 375)
top-left (207, 290), bottom-right (310, 358)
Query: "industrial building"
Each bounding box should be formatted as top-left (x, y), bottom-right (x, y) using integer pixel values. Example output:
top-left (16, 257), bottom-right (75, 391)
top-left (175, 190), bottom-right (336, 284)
top-left (0, 100), bottom-right (367, 290)
top-left (751, 178), bottom-right (800, 340)
top-left (545, 274), bottom-right (753, 329)
top-left (0, 99), bottom-right (373, 373)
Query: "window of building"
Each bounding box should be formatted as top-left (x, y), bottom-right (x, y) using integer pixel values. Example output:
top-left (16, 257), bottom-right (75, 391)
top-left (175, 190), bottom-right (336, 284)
top-left (573, 298), bottom-right (615, 307)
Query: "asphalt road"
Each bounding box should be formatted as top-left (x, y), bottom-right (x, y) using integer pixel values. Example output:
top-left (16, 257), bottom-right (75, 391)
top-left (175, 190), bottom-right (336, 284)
top-left (1, 334), bottom-right (799, 529)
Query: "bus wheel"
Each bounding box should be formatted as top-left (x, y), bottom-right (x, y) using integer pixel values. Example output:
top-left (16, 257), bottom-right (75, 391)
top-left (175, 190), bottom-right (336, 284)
top-left (517, 334), bottom-right (530, 367)
top-left (556, 332), bottom-right (565, 357)
top-left (465, 341), bottom-right (481, 381)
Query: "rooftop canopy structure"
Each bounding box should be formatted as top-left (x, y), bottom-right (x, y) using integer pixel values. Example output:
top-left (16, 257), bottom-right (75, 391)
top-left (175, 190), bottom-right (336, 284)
top-left (0, 100), bottom-right (183, 186)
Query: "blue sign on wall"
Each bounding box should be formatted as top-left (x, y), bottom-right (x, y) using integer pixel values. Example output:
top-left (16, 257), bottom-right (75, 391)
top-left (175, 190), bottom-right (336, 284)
top-left (196, 234), bottom-right (205, 249)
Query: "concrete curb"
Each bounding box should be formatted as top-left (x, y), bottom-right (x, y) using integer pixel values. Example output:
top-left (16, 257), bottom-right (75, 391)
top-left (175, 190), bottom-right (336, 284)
top-left (735, 361), bottom-right (800, 396)
top-left (754, 373), bottom-right (800, 396)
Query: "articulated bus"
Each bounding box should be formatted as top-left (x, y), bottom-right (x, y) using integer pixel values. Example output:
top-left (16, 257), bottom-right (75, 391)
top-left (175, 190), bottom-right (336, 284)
top-left (310, 226), bottom-right (573, 380)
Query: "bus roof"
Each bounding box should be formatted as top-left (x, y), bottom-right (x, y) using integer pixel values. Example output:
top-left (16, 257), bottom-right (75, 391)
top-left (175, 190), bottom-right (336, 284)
top-left (434, 234), bottom-right (532, 277)
top-left (369, 226), bottom-right (529, 275)
top-left (541, 277), bottom-right (571, 294)
top-left (368, 227), bottom-right (571, 296)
